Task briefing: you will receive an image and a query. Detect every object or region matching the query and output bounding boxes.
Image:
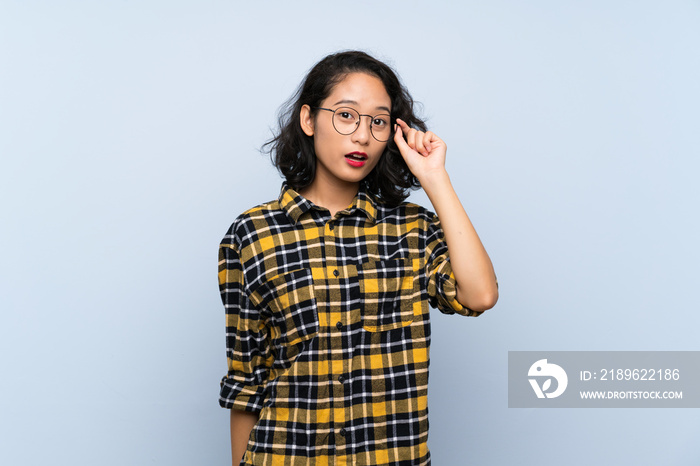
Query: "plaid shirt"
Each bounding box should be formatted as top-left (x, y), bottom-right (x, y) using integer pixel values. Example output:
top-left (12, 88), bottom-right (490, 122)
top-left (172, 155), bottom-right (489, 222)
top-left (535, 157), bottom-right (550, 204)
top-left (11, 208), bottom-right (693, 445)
top-left (219, 184), bottom-right (482, 465)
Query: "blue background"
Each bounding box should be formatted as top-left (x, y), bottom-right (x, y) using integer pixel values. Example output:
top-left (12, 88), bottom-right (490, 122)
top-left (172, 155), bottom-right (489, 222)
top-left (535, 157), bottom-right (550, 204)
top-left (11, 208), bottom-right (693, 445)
top-left (2, 1), bottom-right (699, 464)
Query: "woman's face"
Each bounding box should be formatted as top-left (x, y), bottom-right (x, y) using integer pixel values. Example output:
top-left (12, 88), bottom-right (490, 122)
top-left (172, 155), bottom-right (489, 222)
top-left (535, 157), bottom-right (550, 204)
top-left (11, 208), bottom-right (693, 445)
top-left (301, 72), bottom-right (391, 191)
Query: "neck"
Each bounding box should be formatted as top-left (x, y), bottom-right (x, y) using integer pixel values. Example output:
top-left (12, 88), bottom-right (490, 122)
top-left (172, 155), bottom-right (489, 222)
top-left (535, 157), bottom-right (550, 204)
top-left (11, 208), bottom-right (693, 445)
top-left (299, 177), bottom-right (359, 217)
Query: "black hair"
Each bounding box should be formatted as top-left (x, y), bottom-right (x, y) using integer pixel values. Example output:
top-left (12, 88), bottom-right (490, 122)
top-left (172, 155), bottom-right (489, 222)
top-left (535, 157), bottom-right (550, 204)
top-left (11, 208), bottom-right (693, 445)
top-left (263, 50), bottom-right (426, 206)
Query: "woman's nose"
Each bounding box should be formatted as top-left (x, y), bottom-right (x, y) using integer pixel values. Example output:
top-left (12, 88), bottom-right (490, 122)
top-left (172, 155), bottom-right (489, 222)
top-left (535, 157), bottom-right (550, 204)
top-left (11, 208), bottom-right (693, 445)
top-left (351, 116), bottom-right (372, 143)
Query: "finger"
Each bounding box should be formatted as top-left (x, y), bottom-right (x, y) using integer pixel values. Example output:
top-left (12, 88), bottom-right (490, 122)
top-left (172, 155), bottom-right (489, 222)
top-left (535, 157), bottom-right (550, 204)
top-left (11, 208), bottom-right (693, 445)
top-left (397, 118), bottom-right (430, 156)
top-left (395, 118), bottom-right (411, 132)
top-left (393, 125), bottom-right (412, 155)
top-left (414, 131), bottom-right (427, 156)
top-left (423, 131), bottom-right (435, 154)
top-left (396, 120), bottom-right (417, 151)
top-left (405, 127), bottom-right (417, 151)
top-left (397, 119), bottom-right (418, 150)
top-left (395, 119), bottom-right (411, 140)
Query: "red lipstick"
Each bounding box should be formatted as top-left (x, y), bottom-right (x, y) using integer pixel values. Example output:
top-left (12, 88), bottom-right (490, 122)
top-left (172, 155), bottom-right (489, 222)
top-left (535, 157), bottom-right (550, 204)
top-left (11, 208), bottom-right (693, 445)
top-left (345, 151), bottom-right (368, 168)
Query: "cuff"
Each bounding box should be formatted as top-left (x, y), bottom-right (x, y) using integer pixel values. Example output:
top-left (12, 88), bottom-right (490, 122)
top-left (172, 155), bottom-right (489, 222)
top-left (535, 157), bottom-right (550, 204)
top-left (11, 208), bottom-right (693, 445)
top-left (429, 260), bottom-right (483, 317)
top-left (219, 375), bottom-right (266, 412)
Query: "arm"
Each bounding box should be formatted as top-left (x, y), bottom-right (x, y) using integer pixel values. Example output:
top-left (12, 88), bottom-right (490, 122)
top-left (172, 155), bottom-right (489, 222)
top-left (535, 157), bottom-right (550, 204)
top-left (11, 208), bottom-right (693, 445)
top-left (218, 240), bottom-right (270, 463)
top-left (230, 409), bottom-right (258, 465)
top-left (394, 119), bottom-right (498, 312)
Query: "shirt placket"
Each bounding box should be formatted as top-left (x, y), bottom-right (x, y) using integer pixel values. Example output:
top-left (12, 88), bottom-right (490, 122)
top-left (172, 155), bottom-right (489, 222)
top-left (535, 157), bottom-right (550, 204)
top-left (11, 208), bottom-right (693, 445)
top-left (323, 215), bottom-right (353, 466)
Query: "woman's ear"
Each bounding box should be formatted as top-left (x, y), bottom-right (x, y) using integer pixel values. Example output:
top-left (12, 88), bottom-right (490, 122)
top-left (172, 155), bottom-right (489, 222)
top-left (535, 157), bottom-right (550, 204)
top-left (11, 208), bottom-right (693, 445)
top-left (300, 104), bottom-right (315, 137)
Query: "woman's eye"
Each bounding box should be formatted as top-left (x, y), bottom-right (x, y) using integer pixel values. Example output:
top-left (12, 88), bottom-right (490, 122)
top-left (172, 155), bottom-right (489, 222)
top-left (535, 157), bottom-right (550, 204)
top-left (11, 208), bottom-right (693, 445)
top-left (373, 117), bottom-right (388, 127)
top-left (338, 112), bottom-right (354, 120)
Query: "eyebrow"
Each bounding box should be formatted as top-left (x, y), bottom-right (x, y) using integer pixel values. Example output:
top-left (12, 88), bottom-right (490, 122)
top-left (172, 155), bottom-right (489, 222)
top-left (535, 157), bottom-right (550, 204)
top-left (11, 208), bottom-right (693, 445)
top-left (332, 99), bottom-right (391, 113)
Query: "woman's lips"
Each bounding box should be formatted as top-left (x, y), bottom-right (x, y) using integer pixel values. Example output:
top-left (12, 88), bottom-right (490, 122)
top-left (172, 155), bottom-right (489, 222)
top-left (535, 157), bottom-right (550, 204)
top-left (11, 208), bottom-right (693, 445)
top-left (345, 151), bottom-right (368, 167)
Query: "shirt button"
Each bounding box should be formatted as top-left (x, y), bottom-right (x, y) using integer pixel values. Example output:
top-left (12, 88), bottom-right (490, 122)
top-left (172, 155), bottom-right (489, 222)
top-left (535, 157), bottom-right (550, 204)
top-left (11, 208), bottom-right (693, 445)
top-left (339, 428), bottom-right (347, 437)
top-left (338, 375), bottom-right (345, 383)
top-left (336, 321), bottom-right (343, 329)
top-left (333, 269), bottom-right (339, 277)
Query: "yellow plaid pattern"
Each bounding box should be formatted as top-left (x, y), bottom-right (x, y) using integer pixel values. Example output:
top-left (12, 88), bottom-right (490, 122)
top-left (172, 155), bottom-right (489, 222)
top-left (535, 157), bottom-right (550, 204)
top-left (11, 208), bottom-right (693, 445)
top-left (219, 184), bottom-right (481, 465)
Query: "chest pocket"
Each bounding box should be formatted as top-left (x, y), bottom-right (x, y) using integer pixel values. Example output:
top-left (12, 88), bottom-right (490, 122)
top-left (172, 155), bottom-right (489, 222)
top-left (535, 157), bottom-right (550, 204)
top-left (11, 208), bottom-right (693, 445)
top-left (249, 268), bottom-right (319, 353)
top-left (359, 258), bottom-right (418, 332)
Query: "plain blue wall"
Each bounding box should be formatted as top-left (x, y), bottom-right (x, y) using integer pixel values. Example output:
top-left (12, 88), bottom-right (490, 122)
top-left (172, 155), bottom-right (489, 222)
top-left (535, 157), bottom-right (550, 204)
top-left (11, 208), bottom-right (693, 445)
top-left (2, 1), bottom-right (699, 465)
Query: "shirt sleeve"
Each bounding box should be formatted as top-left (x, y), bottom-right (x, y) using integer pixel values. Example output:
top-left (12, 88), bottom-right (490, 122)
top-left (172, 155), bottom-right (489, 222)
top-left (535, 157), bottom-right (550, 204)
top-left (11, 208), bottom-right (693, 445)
top-left (218, 242), bottom-right (273, 412)
top-left (424, 213), bottom-right (484, 317)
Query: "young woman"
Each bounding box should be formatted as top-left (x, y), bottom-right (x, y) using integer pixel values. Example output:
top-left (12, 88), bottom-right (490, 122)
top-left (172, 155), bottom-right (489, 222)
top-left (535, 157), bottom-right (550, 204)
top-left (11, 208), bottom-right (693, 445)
top-left (218, 50), bottom-right (498, 465)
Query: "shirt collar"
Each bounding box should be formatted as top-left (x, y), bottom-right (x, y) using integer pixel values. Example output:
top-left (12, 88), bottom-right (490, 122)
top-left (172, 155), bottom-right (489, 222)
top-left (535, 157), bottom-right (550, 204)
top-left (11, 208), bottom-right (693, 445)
top-left (278, 184), bottom-right (315, 224)
top-left (278, 183), bottom-right (378, 225)
top-left (347, 185), bottom-right (378, 224)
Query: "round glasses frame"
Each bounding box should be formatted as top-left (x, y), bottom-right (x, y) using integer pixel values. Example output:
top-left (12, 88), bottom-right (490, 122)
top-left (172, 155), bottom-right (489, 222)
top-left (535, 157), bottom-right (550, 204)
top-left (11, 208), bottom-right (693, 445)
top-left (313, 106), bottom-right (393, 142)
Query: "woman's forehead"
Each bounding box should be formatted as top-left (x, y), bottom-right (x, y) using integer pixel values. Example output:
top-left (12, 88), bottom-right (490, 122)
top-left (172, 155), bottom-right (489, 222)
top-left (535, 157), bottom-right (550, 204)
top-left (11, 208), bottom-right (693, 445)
top-left (325, 72), bottom-right (391, 111)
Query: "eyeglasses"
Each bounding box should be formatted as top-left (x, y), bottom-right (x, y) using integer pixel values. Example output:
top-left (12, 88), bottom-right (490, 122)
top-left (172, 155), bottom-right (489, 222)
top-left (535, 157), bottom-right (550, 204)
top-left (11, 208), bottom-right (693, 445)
top-left (313, 106), bottom-right (392, 142)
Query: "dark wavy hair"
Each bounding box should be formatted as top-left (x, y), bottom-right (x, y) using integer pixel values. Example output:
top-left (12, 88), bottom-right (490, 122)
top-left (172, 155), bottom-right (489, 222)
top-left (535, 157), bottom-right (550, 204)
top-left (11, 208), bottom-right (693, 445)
top-left (263, 50), bottom-right (426, 206)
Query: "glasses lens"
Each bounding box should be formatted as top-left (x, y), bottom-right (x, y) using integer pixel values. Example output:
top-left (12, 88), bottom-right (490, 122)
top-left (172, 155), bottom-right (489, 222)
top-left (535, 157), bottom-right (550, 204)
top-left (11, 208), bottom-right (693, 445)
top-left (332, 107), bottom-right (360, 135)
top-left (370, 114), bottom-right (391, 142)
